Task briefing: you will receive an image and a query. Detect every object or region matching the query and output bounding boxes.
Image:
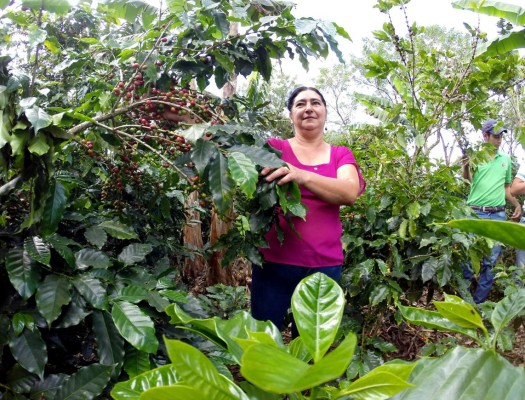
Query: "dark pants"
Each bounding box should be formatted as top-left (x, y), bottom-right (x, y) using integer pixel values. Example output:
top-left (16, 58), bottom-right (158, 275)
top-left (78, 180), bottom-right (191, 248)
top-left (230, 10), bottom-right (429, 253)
top-left (251, 262), bottom-right (342, 336)
top-left (461, 210), bottom-right (506, 303)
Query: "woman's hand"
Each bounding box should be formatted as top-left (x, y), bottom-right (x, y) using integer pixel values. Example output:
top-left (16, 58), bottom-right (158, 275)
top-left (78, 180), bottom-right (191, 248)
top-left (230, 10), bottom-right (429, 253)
top-left (261, 164), bottom-right (304, 186)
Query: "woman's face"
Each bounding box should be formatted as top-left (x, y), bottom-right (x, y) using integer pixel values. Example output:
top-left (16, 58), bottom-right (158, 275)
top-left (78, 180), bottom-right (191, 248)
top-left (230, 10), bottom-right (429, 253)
top-left (289, 89), bottom-right (326, 133)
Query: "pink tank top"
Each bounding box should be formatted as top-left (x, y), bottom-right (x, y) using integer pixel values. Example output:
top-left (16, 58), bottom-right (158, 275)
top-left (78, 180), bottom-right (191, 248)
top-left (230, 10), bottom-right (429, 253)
top-left (259, 138), bottom-right (365, 267)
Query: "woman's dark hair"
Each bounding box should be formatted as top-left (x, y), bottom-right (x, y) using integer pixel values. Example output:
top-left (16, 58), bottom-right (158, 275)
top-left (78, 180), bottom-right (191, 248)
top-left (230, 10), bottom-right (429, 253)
top-left (286, 86), bottom-right (327, 111)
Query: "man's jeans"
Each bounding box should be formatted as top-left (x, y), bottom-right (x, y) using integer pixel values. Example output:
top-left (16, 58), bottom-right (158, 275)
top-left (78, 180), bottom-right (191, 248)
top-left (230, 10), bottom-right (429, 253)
top-left (462, 210), bottom-right (506, 303)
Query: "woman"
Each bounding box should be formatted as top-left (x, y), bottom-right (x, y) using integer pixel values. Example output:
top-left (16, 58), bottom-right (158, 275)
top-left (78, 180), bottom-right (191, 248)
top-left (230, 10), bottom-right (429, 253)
top-left (252, 86), bottom-right (366, 334)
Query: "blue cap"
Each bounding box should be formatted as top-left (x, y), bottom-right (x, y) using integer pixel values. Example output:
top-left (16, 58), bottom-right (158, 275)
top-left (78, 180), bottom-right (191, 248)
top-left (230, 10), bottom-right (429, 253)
top-left (482, 119), bottom-right (507, 135)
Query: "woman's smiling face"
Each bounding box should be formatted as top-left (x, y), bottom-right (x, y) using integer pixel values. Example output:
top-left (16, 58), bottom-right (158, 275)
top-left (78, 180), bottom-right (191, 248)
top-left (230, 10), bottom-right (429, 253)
top-left (289, 89), bottom-right (327, 132)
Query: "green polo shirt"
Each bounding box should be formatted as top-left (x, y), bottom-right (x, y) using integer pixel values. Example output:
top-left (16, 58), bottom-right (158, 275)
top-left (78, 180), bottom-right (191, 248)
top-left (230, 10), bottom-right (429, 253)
top-left (467, 152), bottom-right (512, 207)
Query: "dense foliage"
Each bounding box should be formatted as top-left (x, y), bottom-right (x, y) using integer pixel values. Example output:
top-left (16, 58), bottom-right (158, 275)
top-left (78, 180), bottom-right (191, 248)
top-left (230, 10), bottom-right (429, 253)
top-left (0, 0), bottom-right (524, 399)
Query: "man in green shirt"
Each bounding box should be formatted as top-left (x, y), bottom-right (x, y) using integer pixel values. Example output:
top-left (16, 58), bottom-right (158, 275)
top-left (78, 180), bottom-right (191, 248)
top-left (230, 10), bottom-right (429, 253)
top-left (461, 119), bottom-right (521, 303)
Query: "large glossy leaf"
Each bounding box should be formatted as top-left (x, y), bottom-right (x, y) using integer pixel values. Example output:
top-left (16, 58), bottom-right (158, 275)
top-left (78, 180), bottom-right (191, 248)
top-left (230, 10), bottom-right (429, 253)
top-left (392, 347), bottom-right (525, 400)
top-left (35, 274), bottom-right (72, 326)
top-left (41, 179), bottom-right (67, 236)
top-left (6, 247), bottom-right (42, 299)
top-left (98, 220), bottom-right (138, 239)
top-left (6, 363), bottom-right (39, 394)
top-left (55, 291), bottom-right (91, 328)
top-left (73, 276), bottom-right (108, 309)
top-left (24, 236), bottom-right (51, 266)
top-left (118, 243), bottom-right (153, 266)
top-left (208, 152), bottom-right (234, 215)
top-left (141, 385), bottom-right (202, 400)
top-left (46, 233), bottom-right (77, 268)
top-left (124, 347), bottom-right (152, 378)
top-left (92, 310), bottom-right (125, 369)
top-left (75, 248), bottom-right (110, 270)
top-left (398, 304), bottom-right (480, 342)
top-left (166, 304), bottom-right (281, 363)
top-left (291, 272), bottom-right (344, 363)
top-left (335, 361), bottom-right (416, 400)
top-left (9, 328), bottom-right (47, 380)
top-left (191, 139), bottom-right (218, 174)
top-left (111, 365), bottom-right (179, 400)
top-left (474, 29), bottom-right (525, 57)
top-left (30, 374), bottom-right (68, 400)
top-left (446, 219), bottom-right (525, 250)
top-left (112, 301), bottom-right (158, 354)
top-left (228, 144), bottom-right (284, 168)
top-left (54, 364), bottom-right (113, 400)
top-left (491, 289), bottom-right (525, 340)
top-left (85, 225), bottom-right (108, 248)
top-left (240, 333), bottom-right (356, 394)
top-left (24, 106), bottom-right (52, 133)
top-left (228, 151), bottom-right (258, 198)
top-left (164, 339), bottom-right (249, 400)
top-left (433, 294), bottom-right (486, 331)
top-left (452, 0), bottom-right (525, 25)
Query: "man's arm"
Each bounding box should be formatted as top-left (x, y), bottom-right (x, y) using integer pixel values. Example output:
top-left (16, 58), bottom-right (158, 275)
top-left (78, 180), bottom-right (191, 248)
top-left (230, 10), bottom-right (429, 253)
top-left (511, 177), bottom-right (525, 197)
top-left (506, 184), bottom-right (522, 220)
top-left (461, 156), bottom-right (471, 181)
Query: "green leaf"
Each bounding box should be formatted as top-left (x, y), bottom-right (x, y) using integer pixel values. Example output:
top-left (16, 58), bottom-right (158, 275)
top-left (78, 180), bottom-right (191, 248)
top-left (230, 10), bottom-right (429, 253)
top-left (452, 0), bottom-right (525, 25)
top-left (118, 243), bottom-right (153, 266)
top-left (9, 328), bottom-right (47, 380)
top-left (24, 236), bottom-right (51, 266)
top-left (30, 374), bottom-right (68, 400)
top-left (46, 233), bottom-right (77, 268)
top-left (22, 0), bottom-right (73, 14)
top-left (75, 248), bottom-right (110, 270)
top-left (228, 144), bottom-right (283, 168)
top-left (85, 225), bottom-right (107, 248)
top-left (55, 364), bottom-right (113, 400)
top-left (228, 151), bottom-right (258, 198)
top-left (73, 277), bottom-right (108, 309)
top-left (166, 304), bottom-right (281, 364)
top-left (446, 219), bottom-right (525, 250)
top-left (336, 361), bottom-right (416, 399)
top-left (191, 139), bottom-right (218, 174)
top-left (392, 347), bottom-right (525, 400)
top-left (6, 247), bottom-right (42, 299)
top-left (491, 289), bottom-right (525, 341)
top-left (406, 202), bottom-right (421, 219)
top-left (28, 133), bottom-right (50, 155)
top-left (295, 18), bottom-right (318, 35)
top-left (92, 310), bottom-right (125, 369)
top-left (398, 304), bottom-right (480, 341)
top-left (240, 333), bottom-right (356, 393)
top-left (98, 221), bottom-right (138, 239)
top-left (111, 365), bottom-right (179, 400)
top-left (208, 153), bottom-right (234, 215)
top-left (164, 339), bottom-right (249, 400)
top-left (433, 294), bottom-right (485, 331)
top-left (42, 179), bottom-right (67, 236)
top-left (112, 301), bottom-right (158, 354)
top-left (36, 274), bottom-right (72, 326)
top-left (124, 347), bottom-right (152, 378)
top-left (292, 272), bottom-right (344, 363)
top-left (25, 106), bottom-right (52, 133)
top-left (141, 385), bottom-right (202, 400)
top-left (27, 26), bottom-right (47, 48)
top-left (117, 285), bottom-right (149, 303)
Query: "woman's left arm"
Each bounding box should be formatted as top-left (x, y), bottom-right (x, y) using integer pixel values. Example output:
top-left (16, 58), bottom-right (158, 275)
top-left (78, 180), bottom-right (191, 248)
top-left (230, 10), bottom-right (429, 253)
top-left (262, 163), bottom-right (361, 206)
